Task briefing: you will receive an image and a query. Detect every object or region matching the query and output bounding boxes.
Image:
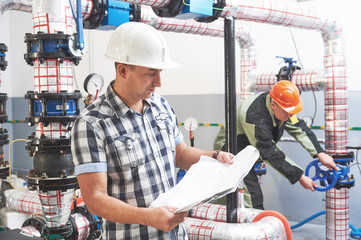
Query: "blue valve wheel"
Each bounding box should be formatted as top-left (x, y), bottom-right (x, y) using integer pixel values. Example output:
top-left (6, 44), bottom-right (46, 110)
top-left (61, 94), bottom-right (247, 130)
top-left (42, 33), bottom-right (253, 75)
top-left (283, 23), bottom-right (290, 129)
top-left (305, 160), bottom-right (338, 192)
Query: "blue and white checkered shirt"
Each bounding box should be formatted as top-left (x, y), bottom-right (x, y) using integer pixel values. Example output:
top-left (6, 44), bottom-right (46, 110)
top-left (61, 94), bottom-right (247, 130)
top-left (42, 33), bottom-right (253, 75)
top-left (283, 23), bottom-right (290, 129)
top-left (71, 81), bottom-right (188, 240)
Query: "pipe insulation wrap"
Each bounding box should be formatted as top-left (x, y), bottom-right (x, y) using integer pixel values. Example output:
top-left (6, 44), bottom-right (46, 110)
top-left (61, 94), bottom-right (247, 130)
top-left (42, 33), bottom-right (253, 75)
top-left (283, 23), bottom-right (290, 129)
top-left (32, 0), bottom-right (76, 34)
top-left (190, 203), bottom-right (263, 223)
top-left (220, 0), bottom-right (341, 38)
top-left (5, 189), bottom-right (42, 215)
top-left (72, 212), bottom-right (91, 240)
top-left (141, 6), bottom-right (258, 101)
top-left (184, 216), bottom-right (286, 240)
top-left (21, 225), bottom-right (42, 238)
top-left (0, 0), bottom-right (32, 15)
top-left (35, 122), bottom-right (71, 139)
top-left (79, 0), bottom-right (94, 21)
top-left (38, 189), bottom-right (74, 228)
top-left (326, 188), bottom-right (350, 240)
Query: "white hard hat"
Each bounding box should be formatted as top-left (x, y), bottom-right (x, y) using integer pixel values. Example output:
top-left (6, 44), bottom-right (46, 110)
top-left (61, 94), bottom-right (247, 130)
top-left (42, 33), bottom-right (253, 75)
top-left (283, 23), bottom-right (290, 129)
top-left (105, 22), bottom-right (179, 69)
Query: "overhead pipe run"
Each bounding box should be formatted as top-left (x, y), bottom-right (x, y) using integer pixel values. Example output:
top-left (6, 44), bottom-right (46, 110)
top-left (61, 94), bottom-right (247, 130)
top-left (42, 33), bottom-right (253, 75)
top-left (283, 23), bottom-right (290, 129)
top-left (0, 0), bottom-right (32, 15)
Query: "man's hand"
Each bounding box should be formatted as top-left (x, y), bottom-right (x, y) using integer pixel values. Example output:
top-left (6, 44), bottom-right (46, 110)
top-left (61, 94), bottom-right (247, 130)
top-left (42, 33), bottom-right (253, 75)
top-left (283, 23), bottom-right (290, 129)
top-left (214, 151), bottom-right (234, 164)
top-left (145, 206), bottom-right (188, 232)
top-left (299, 175), bottom-right (318, 191)
top-left (317, 152), bottom-right (337, 171)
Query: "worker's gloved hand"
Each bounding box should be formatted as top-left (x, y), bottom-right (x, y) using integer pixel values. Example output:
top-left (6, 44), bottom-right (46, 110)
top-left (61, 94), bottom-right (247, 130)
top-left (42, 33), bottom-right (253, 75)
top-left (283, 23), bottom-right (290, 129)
top-left (317, 152), bottom-right (337, 171)
top-left (299, 175), bottom-right (318, 191)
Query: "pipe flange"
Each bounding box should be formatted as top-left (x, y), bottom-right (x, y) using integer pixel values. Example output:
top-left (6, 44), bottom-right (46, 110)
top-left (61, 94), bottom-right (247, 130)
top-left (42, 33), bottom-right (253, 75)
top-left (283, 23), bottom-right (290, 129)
top-left (0, 166), bottom-right (9, 179)
top-left (0, 128), bottom-right (9, 146)
top-left (196, 0), bottom-right (226, 23)
top-left (130, 4), bottom-right (142, 22)
top-left (84, 0), bottom-right (107, 29)
top-left (152, 0), bottom-right (184, 18)
top-left (26, 134), bottom-right (71, 154)
top-left (24, 32), bottom-right (82, 66)
top-left (331, 152), bottom-right (354, 164)
top-left (25, 91), bottom-right (81, 126)
top-left (74, 206), bottom-right (102, 237)
top-left (42, 222), bottom-right (73, 240)
top-left (0, 43), bottom-right (8, 71)
top-left (21, 216), bottom-right (46, 235)
top-left (0, 93), bottom-right (8, 124)
top-left (27, 174), bottom-right (79, 192)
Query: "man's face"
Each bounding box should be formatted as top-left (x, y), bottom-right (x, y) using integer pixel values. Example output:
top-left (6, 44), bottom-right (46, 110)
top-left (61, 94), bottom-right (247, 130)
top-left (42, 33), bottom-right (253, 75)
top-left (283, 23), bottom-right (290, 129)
top-left (126, 65), bottom-right (163, 100)
top-left (270, 100), bottom-right (293, 122)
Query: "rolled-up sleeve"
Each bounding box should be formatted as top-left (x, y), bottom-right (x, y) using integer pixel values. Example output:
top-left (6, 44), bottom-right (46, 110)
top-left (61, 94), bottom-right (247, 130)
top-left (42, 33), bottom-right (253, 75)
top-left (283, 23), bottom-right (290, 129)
top-left (71, 118), bottom-right (108, 175)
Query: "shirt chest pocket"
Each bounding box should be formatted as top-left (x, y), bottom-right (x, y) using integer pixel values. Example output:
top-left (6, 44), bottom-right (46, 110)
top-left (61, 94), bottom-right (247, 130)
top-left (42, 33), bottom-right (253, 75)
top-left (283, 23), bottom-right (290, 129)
top-left (111, 133), bottom-right (145, 168)
top-left (156, 121), bottom-right (175, 152)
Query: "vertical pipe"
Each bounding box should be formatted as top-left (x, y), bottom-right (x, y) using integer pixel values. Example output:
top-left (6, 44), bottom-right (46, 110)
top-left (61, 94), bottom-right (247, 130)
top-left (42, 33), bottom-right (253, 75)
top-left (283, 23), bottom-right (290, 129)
top-left (224, 17), bottom-right (238, 223)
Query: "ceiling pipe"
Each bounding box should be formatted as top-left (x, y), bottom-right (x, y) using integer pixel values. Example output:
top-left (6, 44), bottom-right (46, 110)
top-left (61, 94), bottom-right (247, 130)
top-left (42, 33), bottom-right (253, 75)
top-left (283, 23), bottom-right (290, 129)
top-left (0, 0), bottom-right (32, 15)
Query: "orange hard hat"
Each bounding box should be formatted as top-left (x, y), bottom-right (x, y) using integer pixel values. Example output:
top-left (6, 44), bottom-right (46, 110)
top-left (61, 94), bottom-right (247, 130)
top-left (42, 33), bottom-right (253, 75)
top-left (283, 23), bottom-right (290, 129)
top-left (269, 80), bottom-right (303, 114)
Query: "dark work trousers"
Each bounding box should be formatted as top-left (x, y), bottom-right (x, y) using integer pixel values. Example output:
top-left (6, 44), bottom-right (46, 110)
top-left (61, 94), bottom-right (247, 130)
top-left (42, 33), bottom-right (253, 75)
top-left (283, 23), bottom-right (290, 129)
top-left (243, 165), bottom-right (264, 210)
top-left (222, 135), bottom-right (265, 210)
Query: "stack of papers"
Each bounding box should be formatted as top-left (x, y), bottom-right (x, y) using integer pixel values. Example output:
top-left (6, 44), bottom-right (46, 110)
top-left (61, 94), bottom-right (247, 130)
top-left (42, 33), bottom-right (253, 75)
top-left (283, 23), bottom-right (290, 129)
top-left (150, 145), bottom-right (259, 212)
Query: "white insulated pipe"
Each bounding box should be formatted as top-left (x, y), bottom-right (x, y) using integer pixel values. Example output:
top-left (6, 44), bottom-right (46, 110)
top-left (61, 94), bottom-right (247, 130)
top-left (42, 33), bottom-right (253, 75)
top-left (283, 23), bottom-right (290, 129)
top-left (140, 5), bottom-right (257, 101)
top-left (6, 188), bottom-right (76, 228)
top-left (184, 214), bottom-right (290, 240)
top-left (189, 203), bottom-right (263, 223)
top-left (5, 189), bottom-right (42, 215)
top-left (0, 0), bottom-right (32, 15)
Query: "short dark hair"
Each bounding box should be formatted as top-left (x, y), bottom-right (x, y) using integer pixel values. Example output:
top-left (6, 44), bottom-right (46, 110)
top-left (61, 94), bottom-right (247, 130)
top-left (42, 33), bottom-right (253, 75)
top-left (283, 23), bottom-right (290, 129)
top-left (115, 62), bottom-right (136, 71)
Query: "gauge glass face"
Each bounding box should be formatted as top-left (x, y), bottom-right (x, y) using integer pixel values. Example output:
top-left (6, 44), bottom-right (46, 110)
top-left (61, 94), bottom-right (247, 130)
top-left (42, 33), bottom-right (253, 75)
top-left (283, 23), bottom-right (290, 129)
top-left (85, 74), bottom-right (104, 95)
top-left (184, 117), bottom-right (198, 131)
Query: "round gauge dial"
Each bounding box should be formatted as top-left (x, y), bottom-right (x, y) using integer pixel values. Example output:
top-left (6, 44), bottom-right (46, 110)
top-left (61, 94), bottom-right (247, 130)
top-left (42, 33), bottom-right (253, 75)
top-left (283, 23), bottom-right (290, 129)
top-left (84, 73), bottom-right (104, 96)
top-left (184, 117), bottom-right (198, 131)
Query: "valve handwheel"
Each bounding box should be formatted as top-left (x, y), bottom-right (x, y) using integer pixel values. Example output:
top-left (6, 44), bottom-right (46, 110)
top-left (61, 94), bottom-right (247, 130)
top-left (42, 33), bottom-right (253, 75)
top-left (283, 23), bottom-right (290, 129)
top-left (305, 160), bottom-right (338, 192)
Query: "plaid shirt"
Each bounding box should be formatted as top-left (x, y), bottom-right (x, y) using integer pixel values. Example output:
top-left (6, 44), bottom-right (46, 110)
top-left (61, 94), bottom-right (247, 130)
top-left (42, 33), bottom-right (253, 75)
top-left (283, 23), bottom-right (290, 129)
top-left (71, 81), bottom-right (188, 240)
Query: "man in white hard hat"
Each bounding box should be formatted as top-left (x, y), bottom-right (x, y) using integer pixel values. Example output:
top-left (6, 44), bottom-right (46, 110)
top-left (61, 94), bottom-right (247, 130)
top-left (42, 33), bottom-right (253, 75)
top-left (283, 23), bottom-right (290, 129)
top-left (71, 22), bottom-right (234, 240)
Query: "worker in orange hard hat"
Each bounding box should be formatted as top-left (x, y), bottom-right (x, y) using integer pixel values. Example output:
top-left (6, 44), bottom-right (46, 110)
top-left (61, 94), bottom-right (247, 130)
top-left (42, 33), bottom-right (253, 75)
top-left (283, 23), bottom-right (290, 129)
top-left (214, 80), bottom-right (337, 209)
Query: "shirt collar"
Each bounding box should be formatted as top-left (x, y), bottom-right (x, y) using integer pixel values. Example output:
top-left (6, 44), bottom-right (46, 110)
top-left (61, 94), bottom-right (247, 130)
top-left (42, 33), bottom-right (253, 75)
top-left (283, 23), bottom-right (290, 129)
top-left (105, 80), bottom-right (156, 117)
top-left (266, 93), bottom-right (279, 127)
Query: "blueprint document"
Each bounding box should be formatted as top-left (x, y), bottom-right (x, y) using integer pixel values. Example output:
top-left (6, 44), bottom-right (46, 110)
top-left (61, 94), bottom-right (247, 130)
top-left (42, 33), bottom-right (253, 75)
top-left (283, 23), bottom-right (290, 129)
top-left (150, 145), bottom-right (260, 213)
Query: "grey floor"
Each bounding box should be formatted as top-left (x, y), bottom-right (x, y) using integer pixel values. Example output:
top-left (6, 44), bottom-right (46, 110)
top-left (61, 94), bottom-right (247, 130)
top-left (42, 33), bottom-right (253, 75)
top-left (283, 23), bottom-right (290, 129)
top-left (289, 220), bottom-right (325, 240)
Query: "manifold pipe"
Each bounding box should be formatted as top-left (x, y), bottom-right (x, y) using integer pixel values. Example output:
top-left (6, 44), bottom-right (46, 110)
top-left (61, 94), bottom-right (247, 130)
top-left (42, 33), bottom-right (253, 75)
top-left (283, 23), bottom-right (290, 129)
top-left (0, 0), bottom-right (32, 15)
top-left (220, 1), bottom-right (347, 238)
top-left (218, 0), bottom-right (347, 154)
top-left (185, 208), bottom-right (292, 240)
top-left (140, 5), bottom-right (257, 101)
top-left (29, 0), bottom-right (93, 229)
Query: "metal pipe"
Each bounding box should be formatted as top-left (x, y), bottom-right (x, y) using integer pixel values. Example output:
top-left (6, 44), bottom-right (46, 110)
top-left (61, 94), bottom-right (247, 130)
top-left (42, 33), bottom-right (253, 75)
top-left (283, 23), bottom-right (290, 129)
top-left (224, 16), bottom-right (238, 223)
top-left (184, 215), bottom-right (288, 240)
top-left (0, 0), bottom-right (32, 15)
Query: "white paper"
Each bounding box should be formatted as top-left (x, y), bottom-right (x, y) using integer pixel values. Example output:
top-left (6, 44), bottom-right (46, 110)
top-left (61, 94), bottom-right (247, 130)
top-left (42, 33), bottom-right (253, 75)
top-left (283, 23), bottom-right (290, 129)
top-left (150, 145), bottom-right (260, 213)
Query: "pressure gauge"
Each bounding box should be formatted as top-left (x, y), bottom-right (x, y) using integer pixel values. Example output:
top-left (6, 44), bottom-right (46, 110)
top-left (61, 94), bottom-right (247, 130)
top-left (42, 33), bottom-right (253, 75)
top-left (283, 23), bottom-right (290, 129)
top-left (184, 117), bottom-right (198, 131)
top-left (84, 73), bottom-right (104, 96)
